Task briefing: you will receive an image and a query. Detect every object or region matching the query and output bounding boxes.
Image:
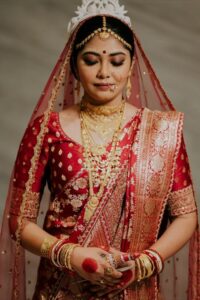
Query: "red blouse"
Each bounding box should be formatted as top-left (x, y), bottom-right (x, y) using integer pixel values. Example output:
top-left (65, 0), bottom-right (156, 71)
top-left (9, 111), bottom-right (196, 238)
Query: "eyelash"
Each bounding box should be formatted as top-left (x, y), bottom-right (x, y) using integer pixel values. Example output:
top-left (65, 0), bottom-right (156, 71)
top-left (112, 61), bottom-right (124, 66)
top-left (84, 60), bottom-right (124, 67)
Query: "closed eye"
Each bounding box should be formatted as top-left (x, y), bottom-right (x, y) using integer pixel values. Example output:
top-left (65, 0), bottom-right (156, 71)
top-left (111, 61), bottom-right (125, 66)
top-left (83, 59), bottom-right (98, 66)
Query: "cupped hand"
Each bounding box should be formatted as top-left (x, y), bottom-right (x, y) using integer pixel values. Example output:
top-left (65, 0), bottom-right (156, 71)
top-left (91, 247), bottom-right (136, 298)
top-left (70, 246), bottom-right (122, 286)
top-left (92, 261), bottom-right (136, 299)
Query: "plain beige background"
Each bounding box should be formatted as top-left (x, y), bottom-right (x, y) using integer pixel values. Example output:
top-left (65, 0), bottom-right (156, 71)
top-left (0, 0), bottom-right (199, 221)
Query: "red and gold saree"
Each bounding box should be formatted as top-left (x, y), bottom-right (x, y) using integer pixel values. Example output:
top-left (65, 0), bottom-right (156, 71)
top-left (0, 15), bottom-right (199, 300)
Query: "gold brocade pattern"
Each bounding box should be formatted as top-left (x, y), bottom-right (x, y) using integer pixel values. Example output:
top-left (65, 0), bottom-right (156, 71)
top-left (130, 109), bottom-right (184, 250)
top-left (84, 164), bottom-right (128, 247)
top-left (128, 108), bottom-right (184, 299)
top-left (10, 187), bottom-right (40, 219)
top-left (168, 184), bottom-right (197, 216)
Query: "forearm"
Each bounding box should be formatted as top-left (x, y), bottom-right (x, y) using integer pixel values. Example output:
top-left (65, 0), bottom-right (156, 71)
top-left (150, 211), bottom-right (197, 260)
top-left (11, 218), bottom-right (57, 256)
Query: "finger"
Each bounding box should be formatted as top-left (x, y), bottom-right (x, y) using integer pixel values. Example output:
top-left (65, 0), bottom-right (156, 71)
top-left (98, 248), bottom-right (110, 256)
top-left (104, 275), bottom-right (121, 284)
top-left (104, 265), bottom-right (122, 279)
top-left (109, 247), bottom-right (122, 254)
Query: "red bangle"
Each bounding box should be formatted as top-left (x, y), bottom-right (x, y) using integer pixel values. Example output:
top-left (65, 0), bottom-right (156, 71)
top-left (149, 248), bottom-right (164, 272)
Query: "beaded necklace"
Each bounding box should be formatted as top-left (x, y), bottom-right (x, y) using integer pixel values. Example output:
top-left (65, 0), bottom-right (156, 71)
top-left (80, 100), bottom-right (125, 222)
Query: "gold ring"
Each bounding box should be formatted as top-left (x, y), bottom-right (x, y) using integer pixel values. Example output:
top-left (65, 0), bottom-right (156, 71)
top-left (104, 266), bottom-right (113, 275)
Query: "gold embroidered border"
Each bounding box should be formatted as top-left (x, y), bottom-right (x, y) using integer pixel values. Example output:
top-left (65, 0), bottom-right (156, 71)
top-left (168, 184), bottom-right (197, 216)
top-left (130, 108), bottom-right (184, 252)
top-left (10, 186), bottom-right (40, 219)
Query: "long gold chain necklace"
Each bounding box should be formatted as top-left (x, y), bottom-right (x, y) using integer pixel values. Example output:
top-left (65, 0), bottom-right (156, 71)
top-left (80, 100), bottom-right (125, 222)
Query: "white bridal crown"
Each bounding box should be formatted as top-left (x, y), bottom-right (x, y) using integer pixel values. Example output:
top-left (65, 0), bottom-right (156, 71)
top-left (67, 0), bottom-right (132, 34)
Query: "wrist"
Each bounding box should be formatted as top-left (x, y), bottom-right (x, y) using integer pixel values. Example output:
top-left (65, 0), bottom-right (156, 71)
top-left (70, 245), bottom-right (82, 269)
top-left (135, 249), bottom-right (164, 282)
top-left (40, 237), bottom-right (80, 270)
top-left (40, 237), bottom-right (58, 259)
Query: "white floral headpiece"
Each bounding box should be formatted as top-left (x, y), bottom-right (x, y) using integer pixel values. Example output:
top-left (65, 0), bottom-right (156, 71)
top-left (67, 0), bottom-right (132, 34)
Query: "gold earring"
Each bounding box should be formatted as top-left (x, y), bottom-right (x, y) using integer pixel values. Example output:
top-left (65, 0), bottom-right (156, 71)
top-left (125, 59), bottom-right (135, 99)
top-left (126, 72), bottom-right (132, 99)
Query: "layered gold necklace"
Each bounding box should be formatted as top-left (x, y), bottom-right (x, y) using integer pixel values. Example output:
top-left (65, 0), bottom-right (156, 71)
top-left (80, 99), bottom-right (125, 222)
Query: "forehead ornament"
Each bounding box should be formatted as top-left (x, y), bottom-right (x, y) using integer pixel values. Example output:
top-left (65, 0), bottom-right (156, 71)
top-left (99, 16), bottom-right (110, 40)
top-left (75, 15), bottom-right (132, 50)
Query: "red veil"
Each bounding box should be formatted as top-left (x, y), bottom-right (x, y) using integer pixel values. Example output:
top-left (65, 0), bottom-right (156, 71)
top-left (0, 14), bottom-right (199, 300)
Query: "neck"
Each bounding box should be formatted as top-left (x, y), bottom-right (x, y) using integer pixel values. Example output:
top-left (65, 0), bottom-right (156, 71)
top-left (82, 93), bottom-right (123, 107)
top-left (81, 98), bottom-right (125, 116)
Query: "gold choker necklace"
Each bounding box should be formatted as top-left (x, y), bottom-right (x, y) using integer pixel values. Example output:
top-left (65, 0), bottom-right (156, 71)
top-left (80, 99), bottom-right (125, 116)
top-left (80, 99), bottom-right (126, 143)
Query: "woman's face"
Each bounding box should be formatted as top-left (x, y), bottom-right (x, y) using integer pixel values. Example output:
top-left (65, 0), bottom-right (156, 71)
top-left (76, 34), bottom-right (132, 105)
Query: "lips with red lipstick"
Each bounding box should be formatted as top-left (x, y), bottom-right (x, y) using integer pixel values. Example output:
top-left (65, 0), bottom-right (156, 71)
top-left (94, 83), bottom-right (116, 91)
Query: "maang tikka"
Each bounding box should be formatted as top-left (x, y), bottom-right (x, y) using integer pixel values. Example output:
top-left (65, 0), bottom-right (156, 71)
top-left (75, 15), bottom-right (132, 50)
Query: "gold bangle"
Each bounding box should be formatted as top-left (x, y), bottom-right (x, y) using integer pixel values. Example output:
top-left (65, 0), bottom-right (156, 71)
top-left (40, 237), bottom-right (57, 258)
top-left (135, 254), bottom-right (155, 282)
top-left (60, 243), bottom-right (80, 270)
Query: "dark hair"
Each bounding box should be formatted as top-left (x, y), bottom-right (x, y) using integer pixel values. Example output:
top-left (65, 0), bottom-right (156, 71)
top-left (70, 15), bottom-right (135, 78)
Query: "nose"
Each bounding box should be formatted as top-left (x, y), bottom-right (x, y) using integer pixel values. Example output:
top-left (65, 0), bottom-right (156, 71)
top-left (96, 61), bottom-right (110, 79)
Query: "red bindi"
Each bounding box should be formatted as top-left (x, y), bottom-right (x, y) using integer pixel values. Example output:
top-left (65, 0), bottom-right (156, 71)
top-left (82, 258), bottom-right (98, 273)
top-left (103, 50), bottom-right (107, 54)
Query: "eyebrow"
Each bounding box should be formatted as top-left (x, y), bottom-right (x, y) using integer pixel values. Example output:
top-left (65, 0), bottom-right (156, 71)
top-left (82, 51), bottom-right (126, 57)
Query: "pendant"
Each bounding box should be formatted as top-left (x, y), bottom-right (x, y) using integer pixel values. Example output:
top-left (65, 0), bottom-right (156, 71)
top-left (84, 195), bottom-right (99, 222)
top-left (91, 145), bottom-right (106, 156)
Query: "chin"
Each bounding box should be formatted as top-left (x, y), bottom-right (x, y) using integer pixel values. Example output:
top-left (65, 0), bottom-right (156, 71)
top-left (87, 91), bottom-right (120, 104)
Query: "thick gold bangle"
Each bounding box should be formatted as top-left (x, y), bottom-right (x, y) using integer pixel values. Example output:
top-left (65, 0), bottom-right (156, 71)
top-left (135, 253), bottom-right (155, 282)
top-left (40, 237), bottom-right (57, 258)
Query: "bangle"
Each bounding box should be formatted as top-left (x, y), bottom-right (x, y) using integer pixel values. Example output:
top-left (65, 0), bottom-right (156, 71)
top-left (42, 238), bottom-right (80, 270)
top-left (51, 239), bottom-right (66, 267)
top-left (40, 237), bottom-right (58, 258)
top-left (134, 252), bottom-right (156, 282)
top-left (59, 243), bottom-right (80, 270)
top-left (144, 249), bottom-right (164, 273)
